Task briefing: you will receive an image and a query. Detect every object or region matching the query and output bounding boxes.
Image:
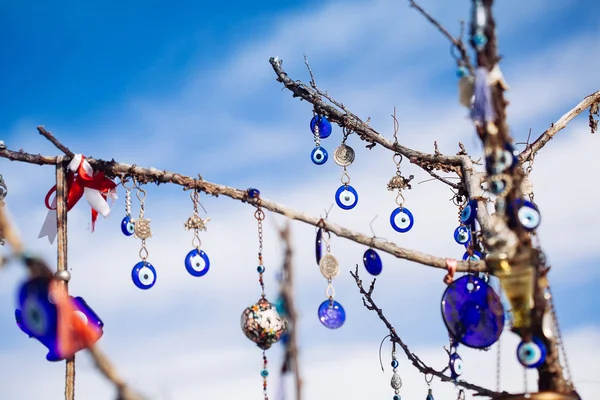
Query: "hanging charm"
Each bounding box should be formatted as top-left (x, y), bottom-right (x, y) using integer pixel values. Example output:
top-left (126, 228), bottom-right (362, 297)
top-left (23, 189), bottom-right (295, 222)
top-left (448, 342), bottom-right (464, 380)
top-left (240, 188), bottom-right (287, 400)
top-left (184, 189), bottom-right (211, 277)
top-left (425, 374), bottom-right (435, 400)
top-left (130, 184), bottom-right (156, 290)
top-left (310, 113), bottom-right (331, 165)
top-left (389, 343), bottom-right (403, 400)
top-left (317, 227), bottom-right (346, 329)
top-left (334, 127), bottom-right (359, 210)
top-left (388, 113), bottom-right (415, 233)
top-left (120, 179), bottom-right (135, 236)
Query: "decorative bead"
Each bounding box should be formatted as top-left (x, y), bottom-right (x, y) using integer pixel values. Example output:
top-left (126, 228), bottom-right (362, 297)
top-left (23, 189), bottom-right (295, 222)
top-left (456, 66), bottom-right (468, 78)
top-left (473, 32), bottom-right (488, 48)
top-left (391, 359), bottom-right (399, 368)
top-left (318, 299), bottom-right (346, 329)
top-left (462, 251), bottom-right (483, 261)
top-left (517, 336), bottom-right (547, 368)
top-left (363, 248), bottom-right (383, 276)
top-left (241, 297), bottom-right (288, 350)
top-left (453, 226), bottom-right (471, 245)
top-left (390, 372), bottom-right (402, 390)
top-left (393, 396), bottom-right (401, 400)
top-left (257, 265), bottom-right (265, 273)
top-left (335, 185), bottom-right (358, 210)
top-left (261, 369), bottom-right (269, 377)
top-left (310, 146), bottom-right (328, 165)
top-left (54, 269), bottom-right (71, 282)
top-left (121, 215), bottom-right (135, 236)
top-left (510, 199), bottom-right (541, 231)
top-left (450, 352), bottom-right (464, 378)
top-left (390, 207), bottom-right (414, 233)
top-left (247, 188), bottom-right (260, 198)
top-left (184, 249), bottom-right (210, 277)
top-left (460, 200), bottom-right (478, 225)
top-left (131, 261), bottom-right (157, 290)
top-left (310, 115), bottom-right (332, 139)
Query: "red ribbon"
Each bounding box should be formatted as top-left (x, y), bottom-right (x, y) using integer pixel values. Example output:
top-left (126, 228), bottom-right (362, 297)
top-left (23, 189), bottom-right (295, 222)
top-left (44, 155), bottom-right (116, 231)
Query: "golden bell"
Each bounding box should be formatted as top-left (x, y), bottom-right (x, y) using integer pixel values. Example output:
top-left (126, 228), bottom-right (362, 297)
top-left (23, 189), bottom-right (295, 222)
top-left (487, 250), bottom-right (535, 330)
top-left (493, 392), bottom-right (578, 400)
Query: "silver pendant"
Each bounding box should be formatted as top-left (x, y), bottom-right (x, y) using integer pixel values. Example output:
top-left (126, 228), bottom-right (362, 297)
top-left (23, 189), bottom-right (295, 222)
top-left (133, 218), bottom-right (152, 239)
top-left (319, 254), bottom-right (340, 279)
top-left (333, 144), bottom-right (355, 167)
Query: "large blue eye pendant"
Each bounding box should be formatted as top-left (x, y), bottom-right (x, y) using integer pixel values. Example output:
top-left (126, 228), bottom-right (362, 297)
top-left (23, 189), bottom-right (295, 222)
top-left (517, 336), bottom-right (547, 368)
top-left (460, 200), bottom-right (478, 225)
top-left (363, 248), bottom-right (383, 276)
top-left (390, 207), bottom-right (414, 233)
top-left (318, 299), bottom-right (346, 329)
top-left (310, 115), bottom-right (332, 139)
top-left (15, 277), bottom-right (104, 361)
top-left (131, 261), bottom-right (157, 289)
top-left (335, 185), bottom-right (358, 210)
top-left (454, 226), bottom-right (471, 246)
top-left (509, 199), bottom-right (541, 232)
top-left (310, 146), bottom-right (328, 165)
top-left (121, 215), bottom-right (135, 236)
top-left (185, 249), bottom-right (210, 277)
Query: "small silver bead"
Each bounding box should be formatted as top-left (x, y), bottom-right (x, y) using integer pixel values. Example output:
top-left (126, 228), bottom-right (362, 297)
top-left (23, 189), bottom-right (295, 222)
top-left (54, 269), bottom-right (71, 282)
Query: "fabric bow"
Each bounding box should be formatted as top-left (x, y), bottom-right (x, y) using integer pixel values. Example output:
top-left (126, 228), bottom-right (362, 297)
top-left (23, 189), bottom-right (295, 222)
top-left (38, 154), bottom-right (117, 243)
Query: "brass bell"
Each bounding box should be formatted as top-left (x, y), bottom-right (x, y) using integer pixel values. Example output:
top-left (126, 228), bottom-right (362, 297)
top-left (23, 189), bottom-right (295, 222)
top-left (493, 392), bottom-right (578, 400)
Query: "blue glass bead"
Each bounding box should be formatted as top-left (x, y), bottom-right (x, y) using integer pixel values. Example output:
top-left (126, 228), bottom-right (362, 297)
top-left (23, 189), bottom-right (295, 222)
top-left (120, 215), bottom-right (134, 236)
top-left (393, 395), bottom-right (401, 400)
top-left (450, 352), bottom-right (464, 378)
top-left (247, 188), bottom-right (260, 198)
top-left (315, 228), bottom-right (323, 265)
top-left (184, 249), bottom-right (210, 277)
top-left (473, 32), bottom-right (488, 48)
top-left (453, 226), bottom-right (471, 245)
top-left (456, 65), bottom-right (468, 78)
top-left (131, 261), bottom-right (157, 290)
top-left (510, 199), bottom-right (541, 231)
top-left (460, 200), bottom-right (478, 225)
top-left (426, 395), bottom-right (434, 400)
top-left (390, 207), bottom-right (414, 233)
top-left (517, 336), bottom-right (547, 368)
top-left (310, 115), bottom-right (332, 139)
top-left (335, 185), bottom-right (358, 210)
top-left (391, 359), bottom-right (399, 368)
top-left (486, 145), bottom-right (516, 175)
top-left (363, 248), bottom-right (383, 276)
top-left (257, 265), bottom-right (265, 273)
top-left (318, 299), bottom-right (346, 329)
top-left (462, 251), bottom-right (483, 261)
top-left (261, 369), bottom-right (269, 377)
top-left (310, 146), bottom-right (328, 165)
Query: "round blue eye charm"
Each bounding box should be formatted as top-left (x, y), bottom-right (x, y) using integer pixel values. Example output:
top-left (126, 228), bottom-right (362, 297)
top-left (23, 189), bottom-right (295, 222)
top-left (363, 248), bottom-right (382, 276)
top-left (121, 216), bottom-right (135, 236)
top-left (390, 207), bottom-right (414, 233)
top-left (456, 65), bottom-right (468, 78)
top-left (460, 200), bottom-right (478, 225)
top-left (315, 228), bottom-right (323, 265)
top-left (473, 32), bottom-right (488, 48)
top-left (310, 146), bottom-right (328, 165)
top-left (449, 353), bottom-right (464, 379)
top-left (131, 261), bottom-right (157, 290)
top-left (486, 145), bottom-right (517, 175)
top-left (335, 185), bottom-right (358, 210)
top-left (184, 249), bottom-right (210, 277)
top-left (512, 199), bottom-right (541, 231)
top-left (453, 226), bottom-right (471, 245)
top-left (517, 336), bottom-right (547, 368)
top-left (318, 299), bottom-right (346, 329)
top-left (310, 115), bottom-right (332, 139)
top-left (462, 251), bottom-right (483, 261)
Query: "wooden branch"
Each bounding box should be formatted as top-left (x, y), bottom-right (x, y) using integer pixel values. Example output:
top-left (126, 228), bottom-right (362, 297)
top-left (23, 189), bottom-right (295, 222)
top-left (38, 127), bottom-right (75, 158)
top-left (0, 146), bottom-right (486, 273)
top-left (518, 91), bottom-right (600, 163)
top-left (350, 266), bottom-right (506, 398)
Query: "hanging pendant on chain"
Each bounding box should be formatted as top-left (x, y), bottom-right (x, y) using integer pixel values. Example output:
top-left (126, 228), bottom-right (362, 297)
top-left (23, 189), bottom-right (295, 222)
top-left (184, 190), bottom-right (211, 277)
top-left (317, 226), bottom-right (346, 329)
top-left (120, 180), bottom-right (135, 236)
top-left (130, 183), bottom-right (156, 289)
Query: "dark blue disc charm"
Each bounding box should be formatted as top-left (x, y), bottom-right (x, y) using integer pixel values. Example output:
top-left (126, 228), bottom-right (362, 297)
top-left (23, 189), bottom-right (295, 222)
top-left (121, 215), bottom-right (134, 236)
top-left (390, 207), bottom-right (414, 233)
top-left (363, 248), bottom-right (382, 276)
top-left (310, 146), bottom-right (328, 165)
top-left (460, 200), bottom-right (478, 225)
top-left (335, 185), bottom-right (358, 210)
top-left (131, 261), bottom-right (157, 290)
top-left (453, 226), bottom-right (471, 245)
top-left (184, 248), bottom-right (210, 277)
top-left (310, 115), bottom-right (332, 139)
top-left (517, 336), bottom-right (547, 368)
top-left (315, 228), bottom-right (323, 265)
top-left (318, 299), bottom-right (346, 329)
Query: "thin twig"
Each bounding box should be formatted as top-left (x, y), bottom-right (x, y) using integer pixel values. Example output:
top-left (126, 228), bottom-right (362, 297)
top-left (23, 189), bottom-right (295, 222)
top-left (0, 145), bottom-right (486, 273)
top-left (350, 266), bottom-right (506, 398)
top-left (303, 54), bottom-right (317, 89)
top-left (38, 126), bottom-right (75, 158)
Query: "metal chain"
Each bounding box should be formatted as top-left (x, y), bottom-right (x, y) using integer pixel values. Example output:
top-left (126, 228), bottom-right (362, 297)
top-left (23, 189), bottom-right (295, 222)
top-left (255, 198), bottom-right (266, 297)
top-left (547, 285), bottom-right (574, 386)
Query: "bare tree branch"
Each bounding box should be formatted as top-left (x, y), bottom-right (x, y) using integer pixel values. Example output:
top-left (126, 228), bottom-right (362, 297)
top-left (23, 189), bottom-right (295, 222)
top-left (0, 145), bottom-right (486, 272)
top-left (518, 91), bottom-right (600, 163)
top-left (38, 126), bottom-right (75, 158)
top-left (350, 266), bottom-right (506, 398)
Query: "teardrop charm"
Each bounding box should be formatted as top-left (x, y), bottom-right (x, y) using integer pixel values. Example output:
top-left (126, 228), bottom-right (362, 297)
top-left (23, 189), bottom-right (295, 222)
top-left (363, 248), bottom-right (382, 276)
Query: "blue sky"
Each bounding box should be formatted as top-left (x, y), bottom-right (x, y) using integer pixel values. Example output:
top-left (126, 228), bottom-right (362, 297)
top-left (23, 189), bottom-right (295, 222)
top-left (1, 0), bottom-right (599, 399)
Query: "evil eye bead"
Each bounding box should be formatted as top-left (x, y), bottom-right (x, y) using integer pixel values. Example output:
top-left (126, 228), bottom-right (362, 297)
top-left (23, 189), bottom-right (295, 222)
top-left (310, 146), bottom-right (328, 165)
top-left (515, 200), bottom-right (541, 231)
top-left (460, 200), bottom-right (478, 225)
top-left (456, 65), bottom-right (468, 78)
top-left (450, 353), bottom-right (464, 378)
top-left (453, 226), bottom-right (471, 245)
top-left (463, 251), bottom-right (483, 261)
top-left (184, 249), bottom-right (210, 277)
top-left (131, 261), bottom-right (157, 290)
top-left (517, 336), bottom-right (547, 368)
top-left (310, 115), bottom-right (332, 139)
top-left (363, 248), bottom-right (383, 276)
top-left (487, 145), bottom-right (516, 175)
top-left (335, 185), bottom-right (358, 210)
top-left (390, 207), bottom-right (414, 233)
top-left (318, 299), bottom-right (346, 329)
top-left (20, 296), bottom-right (50, 337)
top-left (120, 215), bottom-right (135, 236)
top-left (315, 228), bottom-right (323, 265)
top-left (473, 32), bottom-right (488, 48)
